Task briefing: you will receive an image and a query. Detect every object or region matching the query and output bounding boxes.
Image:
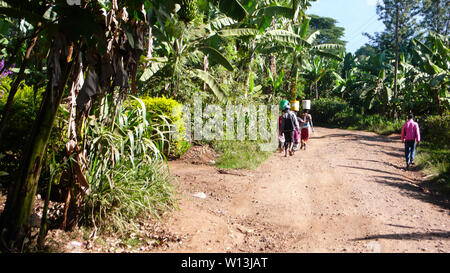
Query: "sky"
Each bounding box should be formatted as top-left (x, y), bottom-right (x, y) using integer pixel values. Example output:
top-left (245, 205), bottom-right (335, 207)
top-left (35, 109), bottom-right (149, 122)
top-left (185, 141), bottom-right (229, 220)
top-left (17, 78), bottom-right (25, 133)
top-left (306, 0), bottom-right (386, 53)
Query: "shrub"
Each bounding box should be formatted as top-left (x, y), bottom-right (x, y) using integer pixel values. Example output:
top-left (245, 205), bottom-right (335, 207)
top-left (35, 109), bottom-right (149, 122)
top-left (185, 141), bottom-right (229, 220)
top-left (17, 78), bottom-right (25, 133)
top-left (310, 97), bottom-right (352, 126)
top-left (416, 111), bottom-right (450, 193)
top-left (139, 96), bottom-right (185, 157)
top-left (420, 111), bottom-right (450, 147)
top-left (309, 97), bottom-right (402, 135)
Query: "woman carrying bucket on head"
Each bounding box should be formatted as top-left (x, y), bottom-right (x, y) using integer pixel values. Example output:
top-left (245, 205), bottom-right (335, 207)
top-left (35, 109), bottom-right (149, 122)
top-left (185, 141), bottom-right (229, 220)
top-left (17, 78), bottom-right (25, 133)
top-left (280, 102), bottom-right (300, 157)
top-left (300, 100), bottom-right (314, 150)
top-left (277, 100), bottom-right (289, 152)
top-left (290, 100), bottom-right (301, 152)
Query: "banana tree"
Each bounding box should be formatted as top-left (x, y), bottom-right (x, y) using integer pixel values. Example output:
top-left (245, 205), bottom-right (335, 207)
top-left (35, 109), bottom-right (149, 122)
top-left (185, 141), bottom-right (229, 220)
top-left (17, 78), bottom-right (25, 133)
top-left (300, 56), bottom-right (327, 99)
top-left (408, 32), bottom-right (449, 115)
top-left (332, 52), bottom-right (359, 99)
top-left (139, 6), bottom-right (237, 102)
top-left (266, 66), bottom-right (285, 99)
top-left (350, 52), bottom-right (398, 115)
top-left (140, 0), bottom-right (314, 102)
top-left (271, 15), bottom-right (343, 100)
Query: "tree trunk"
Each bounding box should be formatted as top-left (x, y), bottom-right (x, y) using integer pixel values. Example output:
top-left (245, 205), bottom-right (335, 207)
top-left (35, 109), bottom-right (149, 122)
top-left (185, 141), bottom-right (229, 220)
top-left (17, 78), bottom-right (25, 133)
top-left (393, 1), bottom-right (399, 118)
top-left (436, 90), bottom-right (442, 115)
top-left (147, 25), bottom-right (153, 59)
top-left (244, 42), bottom-right (255, 100)
top-left (269, 55), bottom-right (276, 78)
top-left (203, 54), bottom-right (209, 91)
top-left (291, 83), bottom-right (297, 101)
top-left (315, 82), bottom-right (319, 100)
top-left (0, 33), bottom-right (73, 251)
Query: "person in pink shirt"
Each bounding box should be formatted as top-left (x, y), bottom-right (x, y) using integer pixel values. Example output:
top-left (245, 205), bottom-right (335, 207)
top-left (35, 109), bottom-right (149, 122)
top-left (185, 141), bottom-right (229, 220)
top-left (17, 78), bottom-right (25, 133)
top-left (401, 114), bottom-right (421, 170)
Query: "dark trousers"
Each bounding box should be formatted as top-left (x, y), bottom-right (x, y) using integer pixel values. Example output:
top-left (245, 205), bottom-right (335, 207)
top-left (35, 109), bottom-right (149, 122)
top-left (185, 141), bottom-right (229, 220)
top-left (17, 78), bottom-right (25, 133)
top-left (404, 140), bottom-right (416, 166)
top-left (283, 130), bottom-right (294, 149)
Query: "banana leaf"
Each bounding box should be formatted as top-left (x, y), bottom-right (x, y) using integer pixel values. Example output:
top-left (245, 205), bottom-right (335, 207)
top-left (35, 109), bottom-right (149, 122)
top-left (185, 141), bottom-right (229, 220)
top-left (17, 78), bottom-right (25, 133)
top-left (198, 46), bottom-right (234, 71)
top-left (190, 69), bottom-right (227, 102)
top-left (265, 29), bottom-right (310, 47)
top-left (218, 28), bottom-right (259, 37)
top-left (217, 0), bottom-right (248, 22)
top-left (253, 6), bottom-right (294, 19)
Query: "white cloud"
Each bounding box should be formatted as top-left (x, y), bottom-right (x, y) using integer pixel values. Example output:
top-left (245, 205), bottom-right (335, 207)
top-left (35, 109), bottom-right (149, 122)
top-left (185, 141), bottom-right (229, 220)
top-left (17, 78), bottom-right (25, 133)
top-left (367, 0), bottom-right (378, 6)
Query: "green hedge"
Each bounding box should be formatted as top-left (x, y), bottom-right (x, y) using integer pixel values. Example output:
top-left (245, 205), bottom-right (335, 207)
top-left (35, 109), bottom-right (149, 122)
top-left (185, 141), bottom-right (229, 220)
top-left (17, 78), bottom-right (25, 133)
top-left (309, 97), bottom-right (403, 135)
top-left (139, 96), bottom-right (187, 157)
top-left (420, 111), bottom-right (450, 147)
top-left (309, 97), bottom-right (352, 126)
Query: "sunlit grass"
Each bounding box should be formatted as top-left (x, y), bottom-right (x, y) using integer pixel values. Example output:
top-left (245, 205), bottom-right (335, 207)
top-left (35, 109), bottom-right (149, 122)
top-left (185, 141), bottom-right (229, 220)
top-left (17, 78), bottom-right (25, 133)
top-left (212, 140), bottom-right (273, 170)
top-left (416, 142), bottom-right (450, 193)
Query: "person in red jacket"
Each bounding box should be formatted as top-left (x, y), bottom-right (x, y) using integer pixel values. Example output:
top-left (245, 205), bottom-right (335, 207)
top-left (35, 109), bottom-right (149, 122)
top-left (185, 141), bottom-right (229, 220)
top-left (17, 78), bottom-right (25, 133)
top-left (401, 114), bottom-right (421, 170)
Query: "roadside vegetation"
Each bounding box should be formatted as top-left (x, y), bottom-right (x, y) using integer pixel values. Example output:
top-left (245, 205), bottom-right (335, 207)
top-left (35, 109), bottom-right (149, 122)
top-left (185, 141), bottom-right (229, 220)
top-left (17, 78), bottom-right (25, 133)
top-left (212, 140), bottom-right (272, 170)
top-left (415, 111), bottom-right (450, 194)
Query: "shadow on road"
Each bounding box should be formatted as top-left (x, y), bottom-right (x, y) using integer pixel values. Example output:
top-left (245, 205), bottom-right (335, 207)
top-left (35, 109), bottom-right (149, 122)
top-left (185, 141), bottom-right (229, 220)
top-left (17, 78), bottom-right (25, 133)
top-left (347, 159), bottom-right (406, 171)
top-left (352, 231), bottom-right (450, 241)
top-left (338, 164), bottom-right (450, 211)
top-left (337, 165), bottom-right (413, 180)
top-left (314, 132), bottom-right (399, 144)
top-left (374, 175), bottom-right (450, 210)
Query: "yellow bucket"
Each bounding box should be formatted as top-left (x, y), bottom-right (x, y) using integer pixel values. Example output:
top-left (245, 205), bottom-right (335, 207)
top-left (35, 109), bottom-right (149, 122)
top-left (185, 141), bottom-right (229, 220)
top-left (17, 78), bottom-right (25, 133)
top-left (290, 100), bottom-right (300, 111)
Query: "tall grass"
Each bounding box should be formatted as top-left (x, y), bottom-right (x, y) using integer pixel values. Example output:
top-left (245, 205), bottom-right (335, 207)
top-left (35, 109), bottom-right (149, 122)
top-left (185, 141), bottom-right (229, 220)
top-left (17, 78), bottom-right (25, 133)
top-left (415, 143), bottom-right (450, 193)
top-left (415, 111), bottom-right (450, 194)
top-left (82, 96), bottom-right (176, 234)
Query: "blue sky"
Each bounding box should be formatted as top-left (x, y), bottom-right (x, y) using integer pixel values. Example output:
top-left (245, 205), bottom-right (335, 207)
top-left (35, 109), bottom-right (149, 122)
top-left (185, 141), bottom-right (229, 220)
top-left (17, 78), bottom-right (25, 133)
top-left (306, 0), bottom-right (385, 53)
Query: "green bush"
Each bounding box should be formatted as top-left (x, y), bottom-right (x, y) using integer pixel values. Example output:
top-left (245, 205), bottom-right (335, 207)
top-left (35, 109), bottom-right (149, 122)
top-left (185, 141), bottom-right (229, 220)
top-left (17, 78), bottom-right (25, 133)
top-left (310, 97), bottom-right (352, 126)
top-left (309, 97), bottom-right (402, 135)
top-left (353, 114), bottom-right (403, 135)
top-left (416, 111), bottom-right (450, 193)
top-left (421, 111), bottom-right (450, 147)
top-left (139, 96), bottom-right (185, 157)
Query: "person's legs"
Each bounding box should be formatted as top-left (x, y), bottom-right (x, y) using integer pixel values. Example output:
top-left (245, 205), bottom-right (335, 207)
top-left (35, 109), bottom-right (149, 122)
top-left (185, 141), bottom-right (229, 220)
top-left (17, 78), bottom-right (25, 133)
top-left (284, 131), bottom-right (294, 156)
top-left (291, 131), bottom-right (295, 155)
top-left (404, 141), bottom-right (414, 168)
top-left (411, 141), bottom-right (417, 165)
top-left (301, 127), bottom-right (309, 150)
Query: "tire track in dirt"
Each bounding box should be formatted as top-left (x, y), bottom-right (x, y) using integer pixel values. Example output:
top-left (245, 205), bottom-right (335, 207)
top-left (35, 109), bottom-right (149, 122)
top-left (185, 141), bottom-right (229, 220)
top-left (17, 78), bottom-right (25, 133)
top-left (156, 127), bottom-right (450, 253)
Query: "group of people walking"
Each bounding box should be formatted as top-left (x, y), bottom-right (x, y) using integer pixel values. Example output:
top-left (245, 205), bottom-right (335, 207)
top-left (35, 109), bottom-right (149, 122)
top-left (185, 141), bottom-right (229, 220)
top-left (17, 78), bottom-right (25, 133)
top-left (277, 99), bottom-right (421, 171)
top-left (278, 100), bottom-right (314, 157)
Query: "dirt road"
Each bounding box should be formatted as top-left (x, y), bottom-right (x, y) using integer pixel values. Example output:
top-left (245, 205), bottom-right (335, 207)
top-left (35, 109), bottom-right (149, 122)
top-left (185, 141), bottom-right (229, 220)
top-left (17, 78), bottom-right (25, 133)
top-left (157, 127), bottom-right (449, 253)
